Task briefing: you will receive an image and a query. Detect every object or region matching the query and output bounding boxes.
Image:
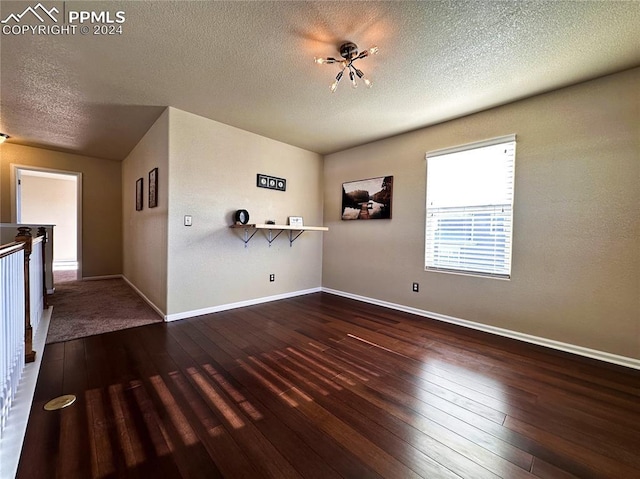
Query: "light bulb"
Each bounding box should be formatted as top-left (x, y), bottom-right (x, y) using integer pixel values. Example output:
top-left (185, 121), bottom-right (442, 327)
top-left (369, 46), bottom-right (379, 55)
top-left (363, 78), bottom-right (373, 88)
top-left (315, 56), bottom-right (337, 64)
top-left (349, 70), bottom-right (358, 89)
top-left (330, 80), bottom-right (338, 93)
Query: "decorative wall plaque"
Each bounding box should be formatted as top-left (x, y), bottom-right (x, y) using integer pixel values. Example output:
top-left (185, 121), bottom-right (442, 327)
top-left (257, 174), bottom-right (286, 191)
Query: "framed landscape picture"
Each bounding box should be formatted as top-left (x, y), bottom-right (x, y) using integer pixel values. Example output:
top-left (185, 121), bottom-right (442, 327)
top-left (342, 176), bottom-right (393, 220)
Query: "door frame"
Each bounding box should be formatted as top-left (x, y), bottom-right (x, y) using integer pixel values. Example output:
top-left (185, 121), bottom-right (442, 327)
top-left (10, 164), bottom-right (83, 280)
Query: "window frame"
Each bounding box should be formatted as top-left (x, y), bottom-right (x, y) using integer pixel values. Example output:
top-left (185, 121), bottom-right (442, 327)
top-left (424, 134), bottom-right (516, 279)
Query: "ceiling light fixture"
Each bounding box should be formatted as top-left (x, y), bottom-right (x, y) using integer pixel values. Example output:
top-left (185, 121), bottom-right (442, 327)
top-left (315, 42), bottom-right (378, 93)
top-left (0, 133), bottom-right (9, 144)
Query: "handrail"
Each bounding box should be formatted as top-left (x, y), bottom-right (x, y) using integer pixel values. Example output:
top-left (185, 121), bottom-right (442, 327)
top-left (0, 242), bottom-right (25, 259)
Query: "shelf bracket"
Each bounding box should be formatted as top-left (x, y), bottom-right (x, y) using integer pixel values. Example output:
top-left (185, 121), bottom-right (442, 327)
top-left (265, 228), bottom-right (284, 247)
top-left (289, 230), bottom-right (305, 247)
top-left (240, 227), bottom-right (258, 247)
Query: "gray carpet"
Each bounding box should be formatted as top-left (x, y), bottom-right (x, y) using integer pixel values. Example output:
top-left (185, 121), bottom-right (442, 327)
top-left (46, 272), bottom-right (163, 344)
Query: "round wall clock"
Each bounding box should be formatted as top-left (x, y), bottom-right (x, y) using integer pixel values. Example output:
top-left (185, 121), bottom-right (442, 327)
top-left (235, 209), bottom-right (250, 225)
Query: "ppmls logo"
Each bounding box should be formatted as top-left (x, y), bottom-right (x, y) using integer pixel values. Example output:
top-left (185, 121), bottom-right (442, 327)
top-left (1, 3), bottom-right (59, 24)
top-left (1, 2), bottom-right (126, 36)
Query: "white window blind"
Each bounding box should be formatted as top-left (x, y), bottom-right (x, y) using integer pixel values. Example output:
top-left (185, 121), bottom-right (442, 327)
top-left (425, 135), bottom-right (516, 278)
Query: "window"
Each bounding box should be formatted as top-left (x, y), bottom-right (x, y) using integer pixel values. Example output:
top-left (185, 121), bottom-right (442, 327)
top-left (425, 135), bottom-right (516, 278)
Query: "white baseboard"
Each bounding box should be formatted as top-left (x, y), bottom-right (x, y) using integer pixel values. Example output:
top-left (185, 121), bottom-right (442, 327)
top-left (322, 288), bottom-right (640, 371)
top-left (121, 275), bottom-right (165, 319)
top-left (121, 276), bottom-right (321, 323)
top-left (52, 261), bottom-right (78, 271)
top-left (0, 306), bottom-right (52, 479)
top-left (81, 274), bottom-right (123, 281)
top-left (165, 287), bottom-right (323, 322)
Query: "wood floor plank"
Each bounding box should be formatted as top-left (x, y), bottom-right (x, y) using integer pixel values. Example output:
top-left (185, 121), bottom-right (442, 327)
top-left (56, 339), bottom-right (92, 478)
top-left (530, 457), bottom-right (581, 479)
top-left (172, 325), bottom-right (385, 478)
top-left (142, 325), bottom-right (341, 479)
top-left (504, 415), bottom-right (640, 478)
top-left (262, 351), bottom-right (465, 478)
top-left (18, 292), bottom-right (640, 478)
top-left (15, 346), bottom-right (64, 479)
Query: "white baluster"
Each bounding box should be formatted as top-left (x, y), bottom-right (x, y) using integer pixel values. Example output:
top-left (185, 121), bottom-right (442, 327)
top-left (29, 240), bottom-right (44, 332)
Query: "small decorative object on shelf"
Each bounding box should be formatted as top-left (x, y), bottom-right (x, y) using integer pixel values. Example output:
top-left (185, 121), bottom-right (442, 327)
top-left (235, 209), bottom-right (250, 225)
top-left (288, 216), bottom-right (303, 227)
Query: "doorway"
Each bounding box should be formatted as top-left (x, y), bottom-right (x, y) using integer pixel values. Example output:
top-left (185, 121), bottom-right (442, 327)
top-left (12, 166), bottom-right (82, 280)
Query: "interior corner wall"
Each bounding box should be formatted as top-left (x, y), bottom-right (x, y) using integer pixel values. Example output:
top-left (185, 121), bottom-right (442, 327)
top-left (122, 108), bottom-right (169, 314)
top-left (323, 68), bottom-right (640, 360)
top-left (166, 107), bottom-right (323, 316)
top-left (0, 143), bottom-right (122, 277)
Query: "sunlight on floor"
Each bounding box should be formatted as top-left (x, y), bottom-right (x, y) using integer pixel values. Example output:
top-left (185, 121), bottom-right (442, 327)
top-left (108, 383), bottom-right (145, 468)
top-left (186, 367), bottom-right (245, 429)
top-left (150, 375), bottom-right (199, 446)
top-left (202, 363), bottom-right (264, 421)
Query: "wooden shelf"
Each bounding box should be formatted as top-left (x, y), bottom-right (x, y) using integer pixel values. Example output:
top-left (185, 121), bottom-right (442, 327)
top-left (229, 224), bottom-right (328, 247)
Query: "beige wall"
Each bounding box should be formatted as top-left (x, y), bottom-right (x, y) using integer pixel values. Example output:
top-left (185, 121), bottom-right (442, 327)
top-left (323, 68), bottom-right (640, 360)
top-left (0, 144), bottom-right (122, 277)
top-left (122, 109), bottom-right (169, 313)
top-left (20, 174), bottom-right (77, 263)
top-left (166, 108), bottom-right (323, 315)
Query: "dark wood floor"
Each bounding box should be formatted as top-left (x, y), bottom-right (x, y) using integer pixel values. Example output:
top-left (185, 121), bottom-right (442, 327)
top-left (18, 293), bottom-right (640, 478)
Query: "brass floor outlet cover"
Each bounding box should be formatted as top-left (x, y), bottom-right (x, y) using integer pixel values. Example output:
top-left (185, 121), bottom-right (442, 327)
top-left (44, 394), bottom-right (77, 411)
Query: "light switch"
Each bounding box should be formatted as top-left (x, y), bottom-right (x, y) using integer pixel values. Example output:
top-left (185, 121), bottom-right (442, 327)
top-left (184, 215), bottom-right (192, 226)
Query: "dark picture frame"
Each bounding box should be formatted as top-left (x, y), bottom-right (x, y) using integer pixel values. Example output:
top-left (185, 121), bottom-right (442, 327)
top-left (341, 176), bottom-right (393, 220)
top-left (148, 167), bottom-right (158, 208)
top-left (257, 173), bottom-right (286, 191)
top-left (135, 178), bottom-right (143, 211)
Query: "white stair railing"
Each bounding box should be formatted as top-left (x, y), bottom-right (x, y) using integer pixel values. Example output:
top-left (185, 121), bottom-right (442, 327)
top-left (0, 243), bottom-right (26, 437)
top-left (0, 226), bottom-right (47, 438)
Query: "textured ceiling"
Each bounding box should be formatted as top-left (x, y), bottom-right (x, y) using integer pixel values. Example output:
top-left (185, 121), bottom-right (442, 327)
top-left (1, 1), bottom-right (639, 161)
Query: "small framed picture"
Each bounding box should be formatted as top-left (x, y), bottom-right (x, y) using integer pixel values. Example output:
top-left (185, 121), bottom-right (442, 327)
top-left (257, 174), bottom-right (269, 188)
top-left (149, 167), bottom-right (158, 208)
top-left (288, 216), bottom-right (303, 227)
top-left (257, 173), bottom-right (286, 192)
top-left (135, 178), bottom-right (143, 211)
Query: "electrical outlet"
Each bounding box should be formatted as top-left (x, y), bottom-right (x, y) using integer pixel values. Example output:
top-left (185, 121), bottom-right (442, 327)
top-left (184, 215), bottom-right (192, 226)
top-left (269, 274), bottom-right (275, 282)
top-left (412, 282), bottom-right (419, 292)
